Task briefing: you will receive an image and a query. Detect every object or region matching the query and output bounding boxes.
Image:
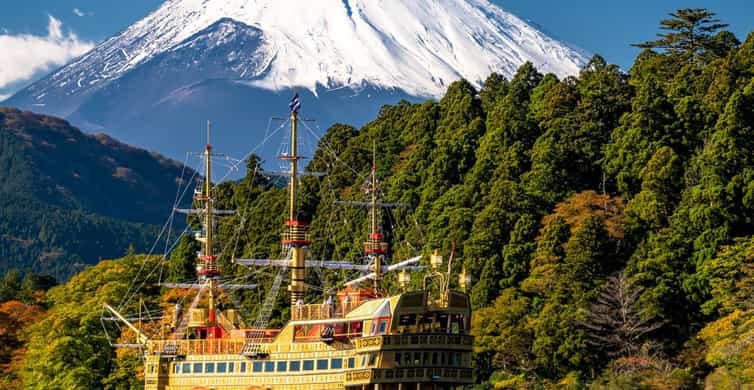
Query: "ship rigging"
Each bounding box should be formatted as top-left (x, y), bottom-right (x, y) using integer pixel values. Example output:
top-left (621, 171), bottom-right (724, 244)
top-left (102, 93), bottom-right (474, 390)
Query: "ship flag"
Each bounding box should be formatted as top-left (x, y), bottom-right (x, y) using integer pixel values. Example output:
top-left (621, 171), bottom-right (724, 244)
top-left (289, 92), bottom-right (301, 113)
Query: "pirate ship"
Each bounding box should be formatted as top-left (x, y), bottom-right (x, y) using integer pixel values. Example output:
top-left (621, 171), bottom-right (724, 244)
top-left (104, 96), bottom-right (474, 390)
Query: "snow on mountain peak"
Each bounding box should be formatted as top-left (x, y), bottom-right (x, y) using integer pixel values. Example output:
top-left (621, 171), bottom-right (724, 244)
top-left (40, 0), bottom-right (587, 100)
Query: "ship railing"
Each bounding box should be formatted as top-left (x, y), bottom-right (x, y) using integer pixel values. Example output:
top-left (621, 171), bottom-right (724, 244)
top-left (345, 367), bottom-right (474, 384)
top-left (291, 302), bottom-right (351, 321)
top-left (147, 338), bottom-right (268, 356)
top-left (354, 334), bottom-right (474, 351)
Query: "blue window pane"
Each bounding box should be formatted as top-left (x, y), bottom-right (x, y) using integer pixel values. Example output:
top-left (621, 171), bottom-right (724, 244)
top-left (217, 362), bottom-right (227, 373)
top-left (228, 362), bottom-right (234, 373)
top-left (264, 361), bottom-right (275, 372)
top-left (205, 362), bottom-right (215, 373)
top-left (182, 363), bottom-right (191, 374)
top-left (331, 358), bottom-right (343, 369)
top-left (239, 362), bottom-right (246, 373)
top-left (316, 359), bottom-right (328, 370)
top-left (173, 364), bottom-right (180, 374)
top-left (193, 363), bottom-right (203, 373)
top-left (377, 320), bottom-right (387, 334)
top-left (348, 357), bottom-right (355, 368)
top-left (277, 361), bottom-right (287, 372)
top-left (303, 360), bottom-right (314, 371)
top-left (290, 361), bottom-right (301, 372)
top-left (253, 361), bottom-right (263, 372)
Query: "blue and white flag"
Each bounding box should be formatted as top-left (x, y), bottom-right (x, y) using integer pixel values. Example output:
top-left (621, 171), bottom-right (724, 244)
top-left (289, 93), bottom-right (301, 113)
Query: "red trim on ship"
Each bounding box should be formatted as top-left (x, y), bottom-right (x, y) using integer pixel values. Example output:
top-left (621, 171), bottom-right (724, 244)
top-left (281, 239), bottom-right (311, 245)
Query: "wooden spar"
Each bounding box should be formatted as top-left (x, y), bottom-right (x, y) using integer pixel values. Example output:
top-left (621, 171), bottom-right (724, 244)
top-left (103, 302), bottom-right (149, 344)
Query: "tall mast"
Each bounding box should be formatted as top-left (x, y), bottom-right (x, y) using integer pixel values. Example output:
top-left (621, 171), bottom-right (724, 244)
top-left (289, 109), bottom-right (298, 221)
top-left (365, 141), bottom-right (387, 292)
top-left (281, 93), bottom-right (309, 311)
top-left (197, 120), bottom-right (220, 328)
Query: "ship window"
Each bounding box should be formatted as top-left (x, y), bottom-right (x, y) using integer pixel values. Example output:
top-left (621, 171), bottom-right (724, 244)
top-left (377, 320), bottom-right (388, 335)
top-left (441, 352), bottom-right (446, 365)
top-left (148, 364), bottom-right (155, 374)
top-left (331, 358), bottom-right (343, 369)
top-left (252, 361), bottom-right (263, 372)
top-left (347, 357), bottom-right (355, 368)
top-left (413, 352), bottom-right (421, 365)
top-left (239, 362), bottom-right (246, 373)
top-left (432, 352), bottom-right (438, 365)
top-left (228, 362), bottom-right (234, 373)
top-left (361, 355), bottom-right (366, 367)
top-left (368, 353), bottom-right (377, 366)
top-left (452, 352), bottom-right (461, 366)
top-left (264, 361), bottom-right (275, 372)
top-left (399, 314), bottom-right (416, 326)
top-left (193, 363), bottom-right (203, 374)
top-left (277, 361), bottom-right (287, 372)
top-left (217, 362), bottom-right (227, 373)
top-left (173, 364), bottom-right (180, 374)
top-left (205, 362), bottom-right (215, 373)
top-left (316, 359), bottom-right (328, 370)
top-left (290, 361), bottom-right (301, 372)
top-left (182, 363), bottom-right (191, 374)
top-left (303, 360), bottom-right (314, 371)
top-left (423, 352), bottom-right (429, 365)
top-left (369, 322), bottom-right (376, 335)
top-left (395, 352), bottom-right (402, 366)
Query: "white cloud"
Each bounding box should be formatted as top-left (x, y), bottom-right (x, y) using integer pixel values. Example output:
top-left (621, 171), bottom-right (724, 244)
top-left (72, 8), bottom-right (91, 17)
top-left (0, 15), bottom-right (94, 89)
top-left (0, 93), bottom-right (10, 102)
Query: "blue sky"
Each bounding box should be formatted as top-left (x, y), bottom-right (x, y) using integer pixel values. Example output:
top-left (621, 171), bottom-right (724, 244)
top-left (1, 0), bottom-right (753, 99)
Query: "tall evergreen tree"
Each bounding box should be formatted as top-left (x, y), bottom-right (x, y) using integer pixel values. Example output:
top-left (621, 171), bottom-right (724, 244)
top-left (634, 8), bottom-right (729, 63)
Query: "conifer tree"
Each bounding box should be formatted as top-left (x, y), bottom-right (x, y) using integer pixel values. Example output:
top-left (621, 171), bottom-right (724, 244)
top-left (634, 8), bottom-right (729, 63)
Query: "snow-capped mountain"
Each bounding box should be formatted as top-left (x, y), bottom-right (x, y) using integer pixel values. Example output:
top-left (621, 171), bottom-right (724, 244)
top-left (5, 0), bottom-right (588, 163)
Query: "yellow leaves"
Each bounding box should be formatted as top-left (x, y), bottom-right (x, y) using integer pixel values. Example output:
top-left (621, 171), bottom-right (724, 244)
top-left (697, 309), bottom-right (754, 385)
top-left (520, 262), bottom-right (558, 295)
top-left (541, 190), bottom-right (626, 239)
top-left (698, 309), bottom-right (754, 367)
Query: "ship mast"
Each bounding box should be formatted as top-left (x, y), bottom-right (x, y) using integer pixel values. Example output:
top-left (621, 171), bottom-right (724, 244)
top-left (197, 121), bottom-right (220, 328)
top-left (281, 94), bottom-right (309, 311)
top-left (364, 141), bottom-right (387, 292)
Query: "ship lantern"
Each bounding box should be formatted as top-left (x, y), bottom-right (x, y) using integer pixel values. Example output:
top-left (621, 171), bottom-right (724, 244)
top-left (459, 268), bottom-right (472, 292)
top-left (398, 269), bottom-right (411, 290)
top-left (430, 250), bottom-right (443, 271)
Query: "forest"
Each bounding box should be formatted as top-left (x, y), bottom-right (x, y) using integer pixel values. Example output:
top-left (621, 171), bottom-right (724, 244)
top-left (1, 8), bottom-right (754, 389)
top-left (0, 107), bottom-right (193, 279)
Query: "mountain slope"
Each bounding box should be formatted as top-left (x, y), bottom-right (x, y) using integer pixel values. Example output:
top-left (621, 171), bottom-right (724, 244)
top-left (0, 107), bottom-right (192, 279)
top-left (6, 0), bottom-right (588, 162)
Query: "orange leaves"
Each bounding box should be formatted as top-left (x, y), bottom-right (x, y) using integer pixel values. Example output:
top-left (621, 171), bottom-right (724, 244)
top-left (541, 190), bottom-right (626, 240)
top-left (0, 300), bottom-right (45, 388)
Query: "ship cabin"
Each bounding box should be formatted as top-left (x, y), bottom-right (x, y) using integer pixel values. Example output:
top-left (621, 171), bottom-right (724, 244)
top-left (144, 288), bottom-right (473, 390)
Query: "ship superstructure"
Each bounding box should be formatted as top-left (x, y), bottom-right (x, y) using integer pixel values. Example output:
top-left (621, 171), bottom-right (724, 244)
top-left (107, 95), bottom-right (473, 390)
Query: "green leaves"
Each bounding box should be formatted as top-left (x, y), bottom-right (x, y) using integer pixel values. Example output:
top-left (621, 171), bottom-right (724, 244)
top-left (634, 8), bottom-right (730, 64)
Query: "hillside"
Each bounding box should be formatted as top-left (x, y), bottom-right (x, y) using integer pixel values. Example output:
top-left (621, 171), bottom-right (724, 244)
top-left (0, 108), bottom-right (192, 279)
top-left (4, 9), bottom-right (754, 390)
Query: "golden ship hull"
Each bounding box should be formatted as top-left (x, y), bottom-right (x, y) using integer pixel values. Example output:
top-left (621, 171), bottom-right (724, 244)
top-left (144, 291), bottom-right (473, 390)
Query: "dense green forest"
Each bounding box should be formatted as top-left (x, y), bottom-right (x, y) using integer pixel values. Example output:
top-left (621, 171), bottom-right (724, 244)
top-left (0, 108), bottom-right (194, 279)
top-left (2, 8), bottom-right (754, 389)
